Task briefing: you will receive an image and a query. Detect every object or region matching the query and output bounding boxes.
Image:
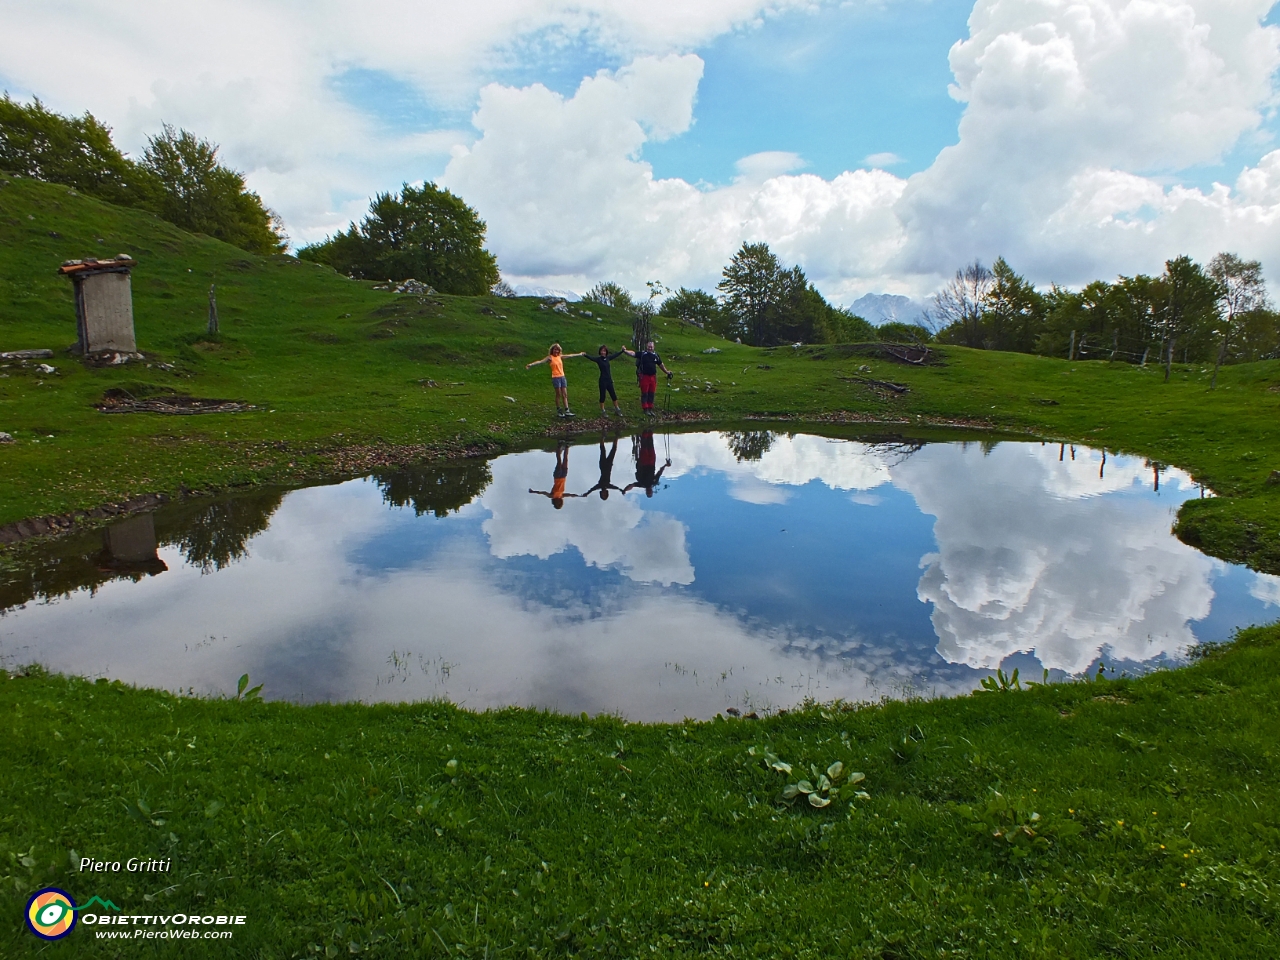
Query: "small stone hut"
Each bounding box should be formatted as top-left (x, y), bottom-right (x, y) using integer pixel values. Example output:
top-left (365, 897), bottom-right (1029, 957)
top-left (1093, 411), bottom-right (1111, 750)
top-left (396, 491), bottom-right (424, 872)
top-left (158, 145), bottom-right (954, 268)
top-left (58, 255), bottom-right (138, 354)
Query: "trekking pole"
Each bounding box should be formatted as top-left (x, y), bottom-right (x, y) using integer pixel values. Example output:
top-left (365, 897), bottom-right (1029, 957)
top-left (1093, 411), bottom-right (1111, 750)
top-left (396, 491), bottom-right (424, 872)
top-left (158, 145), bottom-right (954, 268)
top-left (665, 374), bottom-right (672, 416)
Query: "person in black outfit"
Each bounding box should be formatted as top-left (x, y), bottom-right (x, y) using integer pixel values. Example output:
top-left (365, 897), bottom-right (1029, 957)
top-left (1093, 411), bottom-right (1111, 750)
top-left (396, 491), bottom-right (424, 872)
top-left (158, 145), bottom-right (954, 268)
top-left (581, 429), bottom-right (624, 500)
top-left (581, 344), bottom-right (632, 417)
top-left (633, 340), bottom-right (672, 418)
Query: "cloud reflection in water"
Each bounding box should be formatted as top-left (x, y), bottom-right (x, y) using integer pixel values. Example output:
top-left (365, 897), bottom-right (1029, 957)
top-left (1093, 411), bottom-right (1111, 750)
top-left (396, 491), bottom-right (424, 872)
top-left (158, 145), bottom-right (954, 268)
top-left (0, 432), bottom-right (1270, 720)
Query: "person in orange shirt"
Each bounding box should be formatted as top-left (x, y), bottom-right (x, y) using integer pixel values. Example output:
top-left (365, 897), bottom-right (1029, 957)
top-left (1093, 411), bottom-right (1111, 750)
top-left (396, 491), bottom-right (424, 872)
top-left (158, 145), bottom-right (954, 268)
top-left (528, 440), bottom-right (577, 509)
top-left (526, 343), bottom-right (585, 417)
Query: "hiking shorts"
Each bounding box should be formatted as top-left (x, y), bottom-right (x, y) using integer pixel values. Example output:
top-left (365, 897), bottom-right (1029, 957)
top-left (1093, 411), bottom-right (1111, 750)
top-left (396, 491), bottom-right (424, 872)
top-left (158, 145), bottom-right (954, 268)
top-left (599, 379), bottom-right (617, 403)
top-left (551, 376), bottom-right (567, 389)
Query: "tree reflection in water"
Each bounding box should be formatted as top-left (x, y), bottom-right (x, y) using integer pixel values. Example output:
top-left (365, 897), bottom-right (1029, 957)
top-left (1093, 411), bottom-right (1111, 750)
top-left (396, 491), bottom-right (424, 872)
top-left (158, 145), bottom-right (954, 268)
top-left (0, 489), bottom-right (288, 610)
top-left (374, 460), bottom-right (493, 518)
top-left (725, 430), bottom-right (776, 462)
top-left (155, 489), bottom-right (288, 573)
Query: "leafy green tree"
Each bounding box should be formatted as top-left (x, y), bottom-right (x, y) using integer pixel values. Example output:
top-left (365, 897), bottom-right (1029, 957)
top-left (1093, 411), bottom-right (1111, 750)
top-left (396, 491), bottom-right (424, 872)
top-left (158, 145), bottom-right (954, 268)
top-left (1154, 255), bottom-right (1221, 379)
top-left (983, 257), bottom-right (1046, 352)
top-left (659, 287), bottom-right (720, 328)
top-left (1039, 279), bottom-right (1147, 361)
top-left (299, 183), bottom-right (498, 294)
top-left (823, 307), bottom-right (877, 343)
top-left (717, 242), bottom-right (866, 345)
top-left (719, 242), bottom-right (783, 345)
top-left (582, 281), bottom-right (634, 310)
top-left (876, 320), bottom-right (933, 343)
top-left (0, 94), bottom-right (157, 208)
top-left (1235, 307), bottom-right (1280, 362)
top-left (1208, 252), bottom-right (1268, 386)
top-left (142, 125), bottom-right (286, 255)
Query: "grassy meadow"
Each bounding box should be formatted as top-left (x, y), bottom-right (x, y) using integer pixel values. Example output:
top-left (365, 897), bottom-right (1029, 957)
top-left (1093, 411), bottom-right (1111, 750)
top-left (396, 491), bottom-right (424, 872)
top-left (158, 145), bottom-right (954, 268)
top-left (2, 172), bottom-right (1279, 956)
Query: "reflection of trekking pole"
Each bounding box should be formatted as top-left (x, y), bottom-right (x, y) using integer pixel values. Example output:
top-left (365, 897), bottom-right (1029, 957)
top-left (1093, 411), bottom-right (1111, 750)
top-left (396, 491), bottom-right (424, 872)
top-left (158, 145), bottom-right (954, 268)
top-left (664, 374), bottom-right (672, 416)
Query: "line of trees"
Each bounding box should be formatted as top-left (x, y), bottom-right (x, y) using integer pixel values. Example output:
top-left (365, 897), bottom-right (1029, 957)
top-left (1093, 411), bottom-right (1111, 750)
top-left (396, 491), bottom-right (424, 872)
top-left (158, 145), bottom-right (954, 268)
top-left (592, 242), bottom-right (876, 347)
top-left (925, 253), bottom-right (1278, 374)
top-left (296, 183), bottom-right (499, 296)
top-left (0, 95), bottom-right (286, 254)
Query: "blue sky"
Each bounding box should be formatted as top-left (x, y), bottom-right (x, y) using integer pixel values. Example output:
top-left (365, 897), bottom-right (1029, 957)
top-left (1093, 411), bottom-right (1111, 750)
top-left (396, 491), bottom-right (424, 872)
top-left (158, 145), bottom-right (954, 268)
top-left (332, 1), bottom-right (975, 187)
top-left (642, 1), bottom-right (972, 184)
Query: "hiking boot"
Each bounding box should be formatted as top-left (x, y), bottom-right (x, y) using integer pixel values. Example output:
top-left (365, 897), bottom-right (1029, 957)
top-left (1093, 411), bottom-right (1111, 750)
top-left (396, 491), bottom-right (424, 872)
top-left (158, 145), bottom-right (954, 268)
top-left (564, 410), bottom-right (576, 418)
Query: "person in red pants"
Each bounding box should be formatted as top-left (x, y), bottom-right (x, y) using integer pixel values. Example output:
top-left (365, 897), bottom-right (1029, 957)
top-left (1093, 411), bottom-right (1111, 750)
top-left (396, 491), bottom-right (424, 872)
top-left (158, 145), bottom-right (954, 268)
top-left (633, 340), bottom-right (672, 418)
top-left (624, 430), bottom-right (670, 498)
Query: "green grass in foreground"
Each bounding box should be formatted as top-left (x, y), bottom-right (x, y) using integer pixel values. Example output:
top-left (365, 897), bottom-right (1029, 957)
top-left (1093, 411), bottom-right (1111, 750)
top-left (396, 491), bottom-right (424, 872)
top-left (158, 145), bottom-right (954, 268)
top-left (2, 173), bottom-right (1279, 571)
top-left (3, 626), bottom-right (1279, 957)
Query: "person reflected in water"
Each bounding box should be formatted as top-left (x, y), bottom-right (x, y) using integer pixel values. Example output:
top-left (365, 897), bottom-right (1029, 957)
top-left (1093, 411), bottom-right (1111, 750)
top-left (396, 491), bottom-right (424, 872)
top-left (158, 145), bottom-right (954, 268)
top-left (633, 340), bottom-right (672, 419)
top-left (581, 429), bottom-right (624, 500)
top-left (623, 429), bottom-right (671, 498)
top-left (528, 440), bottom-right (578, 509)
top-left (526, 343), bottom-right (585, 418)
top-left (581, 344), bottom-right (632, 417)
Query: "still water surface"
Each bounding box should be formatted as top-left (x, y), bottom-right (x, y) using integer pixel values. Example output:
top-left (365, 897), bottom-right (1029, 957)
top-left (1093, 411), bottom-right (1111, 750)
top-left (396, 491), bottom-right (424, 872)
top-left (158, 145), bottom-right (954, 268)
top-left (2, 430), bottom-right (1277, 720)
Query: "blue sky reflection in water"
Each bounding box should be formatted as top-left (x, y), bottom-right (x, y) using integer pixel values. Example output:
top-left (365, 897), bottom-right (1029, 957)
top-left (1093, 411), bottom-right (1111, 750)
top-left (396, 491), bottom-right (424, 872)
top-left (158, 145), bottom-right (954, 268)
top-left (2, 432), bottom-right (1277, 721)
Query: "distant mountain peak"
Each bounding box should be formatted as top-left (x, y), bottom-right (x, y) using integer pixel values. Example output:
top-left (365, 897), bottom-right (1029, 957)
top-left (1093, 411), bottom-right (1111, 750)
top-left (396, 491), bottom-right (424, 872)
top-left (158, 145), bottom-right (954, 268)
top-left (512, 284), bottom-right (581, 301)
top-left (849, 293), bottom-right (928, 327)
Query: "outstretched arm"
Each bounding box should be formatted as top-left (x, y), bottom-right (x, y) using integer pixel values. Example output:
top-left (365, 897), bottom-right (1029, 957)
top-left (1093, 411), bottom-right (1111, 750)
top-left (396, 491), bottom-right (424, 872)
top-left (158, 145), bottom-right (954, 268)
top-left (659, 361), bottom-right (672, 376)
top-left (526, 356), bottom-right (549, 369)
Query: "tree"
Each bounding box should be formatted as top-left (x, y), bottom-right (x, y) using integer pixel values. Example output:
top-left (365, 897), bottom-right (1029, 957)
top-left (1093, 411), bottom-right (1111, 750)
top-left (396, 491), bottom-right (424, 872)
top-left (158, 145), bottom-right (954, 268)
top-left (582, 281), bottom-right (634, 310)
top-left (725, 431), bottom-right (775, 462)
top-left (929, 262), bottom-right (993, 348)
top-left (877, 320), bottom-right (932, 343)
top-left (299, 183), bottom-right (498, 294)
top-left (716, 242), bottom-right (865, 345)
top-left (0, 94), bottom-right (158, 209)
top-left (659, 287), bottom-right (720, 328)
top-left (983, 257), bottom-right (1046, 352)
top-left (1208, 253), bottom-right (1268, 387)
top-left (719, 242), bottom-right (783, 346)
top-left (155, 490), bottom-right (285, 573)
top-left (1154, 256), bottom-right (1221, 381)
top-left (374, 461), bottom-right (492, 518)
top-left (1235, 307), bottom-right (1280, 362)
top-left (823, 307), bottom-right (877, 343)
top-left (143, 125), bottom-right (286, 255)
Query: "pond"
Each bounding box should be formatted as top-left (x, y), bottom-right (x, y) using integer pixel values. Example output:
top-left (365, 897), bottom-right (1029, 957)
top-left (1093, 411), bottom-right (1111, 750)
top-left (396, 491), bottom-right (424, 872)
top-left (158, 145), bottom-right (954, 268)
top-left (2, 429), bottom-right (1277, 720)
